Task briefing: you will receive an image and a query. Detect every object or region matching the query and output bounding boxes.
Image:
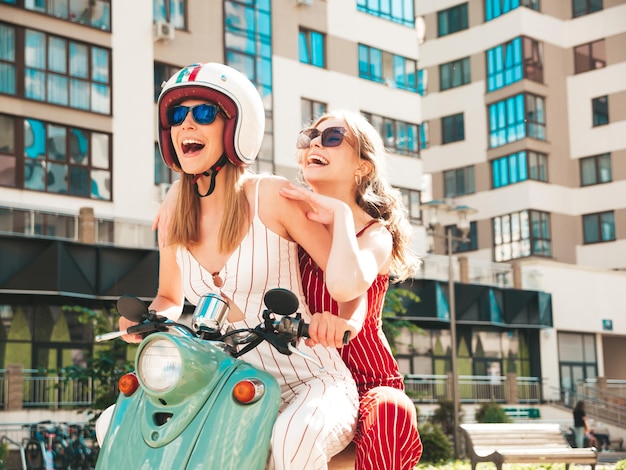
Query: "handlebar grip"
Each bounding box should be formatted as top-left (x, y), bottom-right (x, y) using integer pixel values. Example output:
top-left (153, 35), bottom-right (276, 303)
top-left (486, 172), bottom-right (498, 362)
top-left (299, 324), bottom-right (350, 345)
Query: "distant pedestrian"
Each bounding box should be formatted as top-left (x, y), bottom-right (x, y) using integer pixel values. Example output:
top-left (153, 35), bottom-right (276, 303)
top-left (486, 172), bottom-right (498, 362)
top-left (573, 400), bottom-right (590, 448)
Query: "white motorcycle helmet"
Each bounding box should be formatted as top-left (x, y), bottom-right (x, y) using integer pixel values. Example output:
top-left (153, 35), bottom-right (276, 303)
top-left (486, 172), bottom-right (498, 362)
top-left (157, 62), bottom-right (265, 170)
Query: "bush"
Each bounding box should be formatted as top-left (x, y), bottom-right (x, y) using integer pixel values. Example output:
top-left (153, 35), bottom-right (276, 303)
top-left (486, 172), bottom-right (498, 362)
top-left (474, 401), bottom-right (512, 423)
top-left (0, 441), bottom-right (7, 470)
top-left (432, 399), bottom-right (463, 436)
top-left (418, 421), bottom-right (453, 464)
top-left (615, 460), bottom-right (626, 470)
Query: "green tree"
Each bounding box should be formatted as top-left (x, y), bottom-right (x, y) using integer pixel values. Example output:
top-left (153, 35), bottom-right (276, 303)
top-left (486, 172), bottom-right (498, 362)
top-left (382, 287), bottom-right (422, 354)
top-left (61, 304), bottom-right (136, 421)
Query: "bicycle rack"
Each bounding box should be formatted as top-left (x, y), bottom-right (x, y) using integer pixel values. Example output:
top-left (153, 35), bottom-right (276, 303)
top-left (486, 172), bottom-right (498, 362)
top-left (0, 435), bottom-right (27, 470)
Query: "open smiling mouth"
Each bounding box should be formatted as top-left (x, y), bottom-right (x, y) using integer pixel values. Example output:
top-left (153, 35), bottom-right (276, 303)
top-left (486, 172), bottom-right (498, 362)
top-left (306, 155), bottom-right (328, 166)
top-left (181, 139), bottom-right (205, 155)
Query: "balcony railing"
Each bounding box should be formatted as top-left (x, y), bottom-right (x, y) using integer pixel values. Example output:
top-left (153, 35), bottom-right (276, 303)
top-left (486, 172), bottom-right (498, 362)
top-left (0, 370), bottom-right (542, 411)
top-left (416, 253), bottom-right (513, 288)
top-left (0, 204), bottom-right (156, 249)
top-left (403, 374), bottom-right (541, 404)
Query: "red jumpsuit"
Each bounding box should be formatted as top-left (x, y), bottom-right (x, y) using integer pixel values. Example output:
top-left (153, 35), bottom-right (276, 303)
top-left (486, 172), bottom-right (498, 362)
top-left (298, 224), bottom-right (423, 470)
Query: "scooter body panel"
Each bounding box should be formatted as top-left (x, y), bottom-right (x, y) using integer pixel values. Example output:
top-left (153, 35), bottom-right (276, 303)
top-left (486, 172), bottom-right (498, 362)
top-left (96, 334), bottom-right (281, 469)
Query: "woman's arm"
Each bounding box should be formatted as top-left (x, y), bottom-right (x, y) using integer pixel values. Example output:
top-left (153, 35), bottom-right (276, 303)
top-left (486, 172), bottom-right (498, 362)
top-left (279, 183), bottom-right (391, 301)
top-left (119, 244), bottom-right (184, 343)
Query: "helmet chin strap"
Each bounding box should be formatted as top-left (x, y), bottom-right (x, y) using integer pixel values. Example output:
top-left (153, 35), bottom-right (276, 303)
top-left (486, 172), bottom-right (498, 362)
top-left (192, 154), bottom-right (228, 198)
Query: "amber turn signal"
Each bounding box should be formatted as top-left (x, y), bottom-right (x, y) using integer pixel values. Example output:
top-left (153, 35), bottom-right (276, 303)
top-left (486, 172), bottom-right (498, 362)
top-left (119, 373), bottom-right (140, 396)
top-left (232, 379), bottom-right (265, 404)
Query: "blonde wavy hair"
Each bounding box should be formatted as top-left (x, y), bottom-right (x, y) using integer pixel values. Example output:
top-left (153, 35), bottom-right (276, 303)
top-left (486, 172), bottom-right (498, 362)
top-left (298, 109), bottom-right (421, 282)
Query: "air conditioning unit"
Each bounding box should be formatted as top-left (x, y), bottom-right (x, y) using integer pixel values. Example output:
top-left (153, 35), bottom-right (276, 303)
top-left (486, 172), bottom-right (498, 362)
top-left (159, 183), bottom-right (171, 201)
top-left (153, 21), bottom-right (175, 42)
top-left (295, 0), bottom-right (312, 5)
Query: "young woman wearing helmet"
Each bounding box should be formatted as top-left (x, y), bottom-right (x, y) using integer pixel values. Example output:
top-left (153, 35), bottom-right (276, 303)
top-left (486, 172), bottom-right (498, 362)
top-left (117, 63), bottom-right (370, 469)
top-left (282, 109), bottom-right (423, 470)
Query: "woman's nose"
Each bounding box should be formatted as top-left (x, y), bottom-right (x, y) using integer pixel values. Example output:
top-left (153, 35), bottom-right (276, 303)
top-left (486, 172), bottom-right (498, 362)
top-left (180, 110), bottom-right (196, 128)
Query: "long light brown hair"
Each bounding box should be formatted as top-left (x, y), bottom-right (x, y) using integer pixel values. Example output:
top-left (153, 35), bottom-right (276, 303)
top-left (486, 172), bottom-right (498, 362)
top-left (169, 163), bottom-right (249, 253)
top-left (299, 109), bottom-right (421, 282)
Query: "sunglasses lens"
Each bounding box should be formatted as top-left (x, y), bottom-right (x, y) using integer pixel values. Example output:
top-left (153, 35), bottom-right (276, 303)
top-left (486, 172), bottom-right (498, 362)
top-left (296, 127), bottom-right (347, 148)
top-left (321, 128), bottom-right (345, 147)
top-left (167, 106), bottom-right (189, 126)
top-left (192, 104), bottom-right (219, 125)
top-left (296, 129), bottom-right (317, 149)
top-left (167, 104), bottom-right (219, 126)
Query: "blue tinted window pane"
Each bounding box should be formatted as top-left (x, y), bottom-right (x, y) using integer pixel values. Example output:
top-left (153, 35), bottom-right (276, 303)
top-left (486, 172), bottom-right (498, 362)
top-left (518, 151), bottom-right (528, 181)
top-left (311, 32), bottom-right (324, 67)
top-left (298, 31), bottom-right (309, 63)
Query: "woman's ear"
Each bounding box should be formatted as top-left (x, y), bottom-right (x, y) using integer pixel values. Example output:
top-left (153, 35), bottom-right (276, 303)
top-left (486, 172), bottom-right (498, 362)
top-left (359, 160), bottom-right (373, 177)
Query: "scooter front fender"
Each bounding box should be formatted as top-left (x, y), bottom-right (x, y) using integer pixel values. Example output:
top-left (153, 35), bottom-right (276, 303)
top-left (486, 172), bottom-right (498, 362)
top-left (96, 338), bottom-right (281, 469)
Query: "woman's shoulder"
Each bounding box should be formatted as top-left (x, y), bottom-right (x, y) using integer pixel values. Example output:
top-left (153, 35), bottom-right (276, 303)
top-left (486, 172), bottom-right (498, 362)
top-left (243, 173), bottom-right (290, 192)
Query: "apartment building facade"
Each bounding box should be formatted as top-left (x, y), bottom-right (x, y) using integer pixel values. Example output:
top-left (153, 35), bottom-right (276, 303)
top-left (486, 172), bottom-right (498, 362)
top-left (414, 0), bottom-right (626, 399)
top-left (0, 0), bottom-right (620, 411)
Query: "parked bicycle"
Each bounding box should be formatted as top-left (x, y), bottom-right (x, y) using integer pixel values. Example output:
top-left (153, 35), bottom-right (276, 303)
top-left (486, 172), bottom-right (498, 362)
top-left (22, 421), bottom-right (98, 470)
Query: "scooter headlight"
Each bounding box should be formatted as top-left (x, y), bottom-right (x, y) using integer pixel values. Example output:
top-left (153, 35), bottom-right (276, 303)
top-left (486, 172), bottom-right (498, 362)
top-left (137, 338), bottom-right (182, 392)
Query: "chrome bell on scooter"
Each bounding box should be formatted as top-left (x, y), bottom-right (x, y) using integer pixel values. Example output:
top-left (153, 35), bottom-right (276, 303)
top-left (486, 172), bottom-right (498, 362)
top-left (192, 293), bottom-right (230, 338)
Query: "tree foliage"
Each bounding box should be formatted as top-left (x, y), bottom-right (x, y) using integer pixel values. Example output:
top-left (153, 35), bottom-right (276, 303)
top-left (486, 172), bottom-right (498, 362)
top-left (61, 304), bottom-right (136, 421)
top-left (382, 286), bottom-right (422, 354)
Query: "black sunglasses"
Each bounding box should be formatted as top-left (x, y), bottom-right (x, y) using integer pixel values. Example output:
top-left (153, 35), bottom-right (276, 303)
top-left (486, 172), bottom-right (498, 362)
top-left (296, 126), bottom-right (350, 149)
top-left (166, 103), bottom-right (221, 127)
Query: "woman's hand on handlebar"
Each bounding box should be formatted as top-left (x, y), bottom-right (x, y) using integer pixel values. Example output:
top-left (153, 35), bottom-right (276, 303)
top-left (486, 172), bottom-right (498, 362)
top-left (305, 311), bottom-right (355, 348)
top-left (119, 316), bottom-right (142, 344)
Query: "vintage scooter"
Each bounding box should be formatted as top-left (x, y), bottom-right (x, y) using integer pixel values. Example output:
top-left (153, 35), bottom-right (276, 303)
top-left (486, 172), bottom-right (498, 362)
top-left (94, 288), bottom-right (316, 469)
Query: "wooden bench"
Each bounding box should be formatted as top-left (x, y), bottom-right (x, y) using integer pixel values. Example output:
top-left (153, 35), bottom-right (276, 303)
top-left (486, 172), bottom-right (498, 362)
top-left (460, 423), bottom-right (598, 470)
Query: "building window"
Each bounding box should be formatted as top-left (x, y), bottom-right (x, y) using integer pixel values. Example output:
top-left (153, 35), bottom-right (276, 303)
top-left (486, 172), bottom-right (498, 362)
top-left (298, 28), bottom-right (325, 68)
top-left (0, 23), bottom-right (16, 95)
top-left (301, 98), bottom-right (327, 126)
top-left (487, 37), bottom-right (543, 92)
top-left (485, 0), bottom-right (540, 21)
top-left (438, 3), bottom-right (468, 37)
top-left (592, 96), bottom-right (608, 126)
top-left (493, 210), bottom-right (551, 261)
top-left (154, 0), bottom-right (186, 29)
top-left (440, 57), bottom-right (470, 91)
top-left (572, 0), bottom-right (603, 18)
top-left (420, 121), bottom-right (429, 149)
top-left (398, 187), bottom-right (421, 222)
top-left (154, 143), bottom-right (177, 186)
top-left (444, 165), bottom-right (475, 197)
top-left (358, 44), bottom-right (418, 92)
top-left (0, 23), bottom-right (111, 114)
top-left (362, 112), bottom-right (420, 157)
top-left (356, 0), bottom-right (415, 27)
top-left (154, 62), bottom-right (180, 102)
top-left (442, 113), bottom-right (464, 144)
top-left (489, 93), bottom-right (545, 148)
top-left (558, 332), bottom-right (597, 397)
top-left (574, 39), bottom-right (605, 74)
top-left (418, 69), bottom-right (428, 96)
top-left (583, 211), bottom-right (615, 244)
top-left (446, 222), bottom-right (478, 253)
top-left (224, 0), bottom-right (272, 172)
top-left (580, 153), bottom-right (611, 186)
top-left (0, 114), bottom-right (112, 199)
top-left (492, 150), bottom-right (548, 188)
top-left (12, 0), bottom-right (112, 30)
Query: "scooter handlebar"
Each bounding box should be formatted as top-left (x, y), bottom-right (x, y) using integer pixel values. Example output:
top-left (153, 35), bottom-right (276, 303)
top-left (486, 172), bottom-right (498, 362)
top-left (298, 324), bottom-right (350, 345)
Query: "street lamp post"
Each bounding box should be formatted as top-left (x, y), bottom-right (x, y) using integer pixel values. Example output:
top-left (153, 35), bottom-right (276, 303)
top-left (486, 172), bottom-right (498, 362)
top-left (421, 199), bottom-right (476, 460)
